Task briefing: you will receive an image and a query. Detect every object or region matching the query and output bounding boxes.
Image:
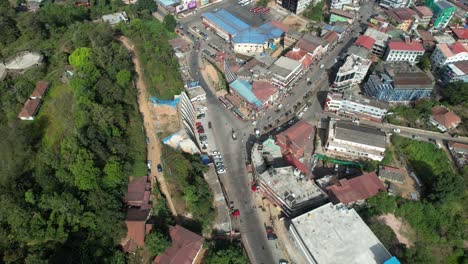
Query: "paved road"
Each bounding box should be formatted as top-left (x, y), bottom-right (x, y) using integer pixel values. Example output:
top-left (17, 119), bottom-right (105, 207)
top-left (188, 49), bottom-right (282, 263)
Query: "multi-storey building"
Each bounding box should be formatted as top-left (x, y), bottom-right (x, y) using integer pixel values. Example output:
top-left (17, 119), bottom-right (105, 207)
top-left (281, 0), bottom-right (320, 14)
top-left (270, 56), bottom-right (304, 88)
top-left (380, 0), bottom-right (411, 9)
top-left (364, 28), bottom-right (391, 57)
top-left (333, 54), bottom-right (372, 90)
top-left (384, 8), bottom-right (418, 32)
top-left (431, 41), bottom-right (468, 69)
top-left (324, 92), bottom-right (389, 122)
top-left (385, 37), bottom-right (425, 63)
top-left (425, 0), bottom-right (456, 29)
top-left (413, 6), bottom-right (434, 28)
top-left (442, 61), bottom-right (468, 83)
top-left (330, 0), bottom-right (359, 10)
top-left (364, 71), bottom-right (434, 102)
top-left (326, 119), bottom-right (387, 161)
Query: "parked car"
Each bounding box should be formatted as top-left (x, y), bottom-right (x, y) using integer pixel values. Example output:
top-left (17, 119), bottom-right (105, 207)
top-left (195, 122), bottom-right (202, 127)
top-left (197, 113), bottom-right (205, 119)
top-left (147, 160), bottom-right (152, 170)
top-left (157, 164), bottom-right (163, 172)
top-left (198, 129), bottom-right (205, 134)
top-left (392, 128), bottom-right (400, 133)
top-left (208, 121), bottom-right (212, 128)
top-left (261, 8), bottom-right (270, 14)
top-left (145, 137), bottom-right (150, 144)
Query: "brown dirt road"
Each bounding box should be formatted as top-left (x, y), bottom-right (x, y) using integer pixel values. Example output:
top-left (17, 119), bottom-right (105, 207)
top-left (117, 36), bottom-right (178, 216)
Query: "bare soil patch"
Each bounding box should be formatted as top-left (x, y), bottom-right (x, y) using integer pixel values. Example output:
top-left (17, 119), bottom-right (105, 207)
top-left (377, 213), bottom-right (414, 247)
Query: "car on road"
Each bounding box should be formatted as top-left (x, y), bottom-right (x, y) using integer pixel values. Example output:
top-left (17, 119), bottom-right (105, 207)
top-left (198, 129), bottom-right (205, 134)
top-left (197, 113), bottom-right (205, 119)
top-left (146, 137), bottom-right (150, 144)
top-left (147, 160), bottom-right (152, 170)
top-left (320, 64), bottom-right (325, 69)
top-left (392, 128), bottom-right (400, 133)
top-left (217, 168), bottom-right (226, 174)
top-left (208, 121), bottom-right (212, 128)
top-left (213, 150), bottom-right (220, 155)
top-left (196, 122), bottom-right (202, 127)
top-left (261, 8), bottom-right (270, 14)
top-left (232, 129), bottom-right (237, 140)
top-left (157, 164), bottom-right (163, 172)
top-left (298, 112), bottom-right (304, 117)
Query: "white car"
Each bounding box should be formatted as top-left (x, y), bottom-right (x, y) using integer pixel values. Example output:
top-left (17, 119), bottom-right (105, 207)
top-left (217, 168), bottom-right (226, 174)
top-left (393, 128), bottom-right (401, 133)
top-left (298, 112), bottom-right (304, 117)
top-left (147, 160), bottom-right (152, 170)
top-left (213, 151), bottom-right (220, 155)
top-left (320, 64), bottom-right (325, 69)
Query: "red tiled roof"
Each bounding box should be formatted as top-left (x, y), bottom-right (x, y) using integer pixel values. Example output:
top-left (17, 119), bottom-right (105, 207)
top-left (125, 176), bottom-right (150, 207)
top-left (225, 94), bottom-right (241, 107)
top-left (285, 47), bottom-right (308, 61)
top-left (18, 98), bottom-right (41, 119)
top-left (153, 225), bottom-right (204, 264)
top-left (276, 120), bottom-right (314, 152)
top-left (326, 171), bottom-right (386, 205)
top-left (284, 153), bottom-right (308, 174)
top-left (31, 81), bottom-right (50, 98)
top-left (431, 106), bottom-right (461, 128)
top-left (354, 35), bottom-right (376, 50)
top-left (330, 9), bottom-right (354, 19)
top-left (451, 41), bottom-right (468, 54)
top-left (388, 40), bottom-right (424, 51)
top-left (448, 142), bottom-right (468, 152)
top-left (296, 38), bottom-right (320, 54)
top-left (417, 30), bottom-right (435, 41)
top-left (385, 8), bottom-right (417, 23)
top-left (452, 61), bottom-right (468, 74)
top-left (252, 81), bottom-right (277, 102)
top-left (452, 28), bottom-right (468, 40)
top-left (323, 31), bottom-right (339, 45)
top-left (414, 6), bottom-right (433, 17)
top-left (301, 54), bottom-right (313, 68)
top-left (121, 208), bottom-right (150, 252)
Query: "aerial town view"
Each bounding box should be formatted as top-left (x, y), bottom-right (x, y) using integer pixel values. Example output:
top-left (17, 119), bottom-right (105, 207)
top-left (0, 0), bottom-right (467, 262)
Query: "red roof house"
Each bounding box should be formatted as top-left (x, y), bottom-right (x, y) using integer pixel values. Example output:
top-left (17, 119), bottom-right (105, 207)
top-left (276, 120), bottom-right (315, 159)
top-left (326, 171), bottom-right (386, 205)
top-left (323, 31), bottom-right (339, 46)
top-left (285, 47), bottom-right (308, 61)
top-left (452, 28), bottom-right (468, 43)
top-left (296, 38), bottom-right (321, 56)
top-left (354, 35), bottom-right (376, 50)
top-left (388, 39), bottom-right (424, 52)
top-left (125, 176), bottom-right (151, 209)
top-left (18, 98), bottom-right (41, 120)
top-left (121, 208), bottom-right (150, 253)
top-left (252, 81), bottom-right (278, 105)
top-left (153, 225), bottom-right (204, 264)
top-left (430, 106), bottom-right (462, 131)
top-left (31, 81), bottom-right (50, 99)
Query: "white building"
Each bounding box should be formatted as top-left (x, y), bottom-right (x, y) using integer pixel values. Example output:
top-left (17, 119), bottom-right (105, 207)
top-left (380, 0), bottom-right (411, 8)
top-left (290, 203), bottom-right (393, 264)
top-left (431, 42), bottom-right (468, 69)
top-left (269, 57), bottom-right (303, 88)
top-left (324, 92), bottom-right (389, 122)
top-left (333, 54), bottom-right (372, 90)
top-left (326, 119), bottom-right (387, 161)
top-left (102, 11), bottom-right (128, 26)
top-left (330, 0), bottom-right (359, 10)
top-left (384, 38), bottom-right (425, 64)
top-left (364, 28), bottom-right (391, 57)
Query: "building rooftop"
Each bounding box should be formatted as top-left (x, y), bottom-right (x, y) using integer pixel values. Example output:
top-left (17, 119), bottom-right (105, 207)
top-left (31, 80), bottom-right (50, 98)
top-left (330, 9), bottom-right (355, 19)
top-left (232, 22), bottom-right (284, 45)
top-left (276, 120), bottom-right (315, 151)
top-left (414, 5), bottom-right (433, 17)
top-left (323, 31), bottom-right (339, 45)
top-left (285, 47), bottom-right (308, 61)
top-left (448, 142), bottom-right (468, 154)
top-left (388, 38), bottom-right (424, 51)
top-left (447, 61), bottom-right (468, 75)
top-left (153, 225), bottom-right (204, 264)
top-left (102, 11), bottom-right (128, 25)
top-left (202, 9), bottom-right (250, 36)
top-left (452, 28), bottom-right (468, 40)
top-left (393, 72), bottom-right (434, 89)
top-left (437, 42), bottom-right (468, 58)
top-left (338, 54), bottom-right (372, 73)
top-left (364, 28), bottom-right (391, 45)
top-left (322, 24), bottom-right (347, 34)
top-left (334, 120), bottom-right (387, 149)
top-left (435, 0), bottom-right (455, 10)
top-left (295, 37), bottom-right (321, 54)
top-left (125, 176), bottom-right (151, 208)
top-left (378, 165), bottom-right (406, 182)
top-left (433, 33), bottom-right (456, 44)
top-left (18, 98), bottom-right (41, 119)
top-left (291, 203), bottom-right (392, 264)
top-left (431, 106), bottom-right (461, 128)
top-left (270, 56), bottom-right (302, 78)
top-left (257, 166), bottom-right (327, 207)
top-left (341, 92), bottom-right (390, 109)
top-left (252, 81), bottom-right (277, 102)
top-left (354, 35), bottom-right (376, 50)
top-left (327, 171), bottom-right (386, 204)
top-left (384, 8), bottom-right (417, 23)
top-left (229, 79), bottom-right (262, 107)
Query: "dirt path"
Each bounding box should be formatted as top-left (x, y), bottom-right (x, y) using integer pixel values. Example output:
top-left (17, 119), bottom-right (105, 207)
top-left (117, 36), bottom-right (178, 217)
top-left (377, 213), bottom-right (413, 247)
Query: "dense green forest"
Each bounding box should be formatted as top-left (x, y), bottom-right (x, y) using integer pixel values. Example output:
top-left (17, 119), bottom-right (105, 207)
top-left (0, 1), bottom-right (156, 262)
top-left (360, 136), bottom-right (467, 263)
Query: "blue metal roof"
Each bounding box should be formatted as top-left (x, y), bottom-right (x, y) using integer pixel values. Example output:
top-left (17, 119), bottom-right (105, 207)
top-left (229, 79), bottom-right (262, 107)
top-left (384, 257), bottom-right (401, 264)
top-left (232, 22), bottom-right (284, 45)
top-left (202, 9), bottom-right (250, 36)
top-left (157, 0), bottom-right (179, 7)
top-left (322, 24), bottom-right (346, 34)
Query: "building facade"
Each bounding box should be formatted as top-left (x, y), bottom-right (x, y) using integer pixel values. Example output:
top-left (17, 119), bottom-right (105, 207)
top-left (425, 0), bottom-right (456, 28)
top-left (324, 92), bottom-right (389, 122)
top-left (326, 119), bottom-right (387, 161)
top-left (364, 28), bottom-right (391, 57)
top-left (442, 61), bottom-right (468, 83)
top-left (333, 54), bottom-right (372, 90)
top-left (413, 6), bottom-right (434, 27)
top-left (380, 0), bottom-right (411, 9)
top-left (431, 42), bottom-right (468, 69)
top-left (363, 72), bottom-right (434, 102)
top-left (385, 38), bottom-right (425, 63)
top-left (281, 0), bottom-right (320, 14)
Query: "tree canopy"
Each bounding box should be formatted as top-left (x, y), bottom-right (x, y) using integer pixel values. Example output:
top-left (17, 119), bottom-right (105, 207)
top-left (442, 81), bottom-right (468, 106)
